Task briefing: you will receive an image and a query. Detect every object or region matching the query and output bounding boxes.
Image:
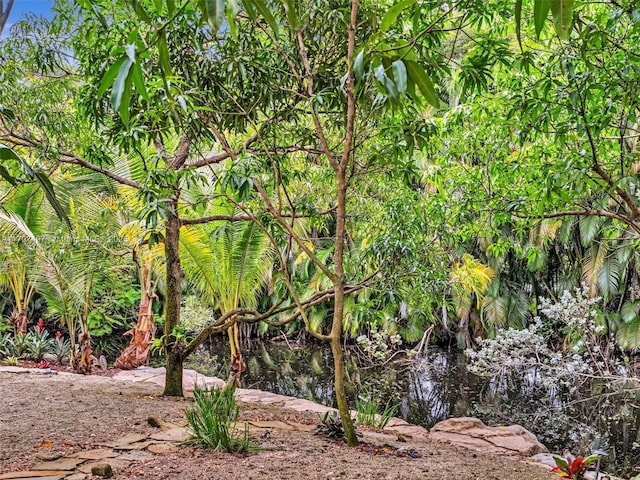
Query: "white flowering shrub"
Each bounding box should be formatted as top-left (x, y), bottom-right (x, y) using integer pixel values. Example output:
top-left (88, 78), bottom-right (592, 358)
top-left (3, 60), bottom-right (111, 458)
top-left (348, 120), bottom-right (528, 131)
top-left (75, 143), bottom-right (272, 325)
top-left (467, 285), bottom-right (616, 384)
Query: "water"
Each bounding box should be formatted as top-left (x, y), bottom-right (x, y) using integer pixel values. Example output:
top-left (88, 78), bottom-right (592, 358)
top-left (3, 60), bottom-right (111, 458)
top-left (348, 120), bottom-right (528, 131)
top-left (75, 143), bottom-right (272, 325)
top-left (187, 340), bottom-right (640, 477)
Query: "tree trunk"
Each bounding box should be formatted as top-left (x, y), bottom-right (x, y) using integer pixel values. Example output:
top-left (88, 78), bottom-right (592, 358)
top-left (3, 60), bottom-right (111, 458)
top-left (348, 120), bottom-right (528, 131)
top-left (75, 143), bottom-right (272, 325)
top-left (114, 261), bottom-right (156, 369)
top-left (331, 167), bottom-right (358, 446)
top-left (163, 199), bottom-right (184, 396)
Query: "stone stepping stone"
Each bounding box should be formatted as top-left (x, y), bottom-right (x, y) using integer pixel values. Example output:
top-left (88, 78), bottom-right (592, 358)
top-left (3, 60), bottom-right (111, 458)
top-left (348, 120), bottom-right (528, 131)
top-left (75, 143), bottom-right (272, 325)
top-left (111, 441), bottom-right (153, 451)
top-left (248, 420), bottom-right (295, 431)
top-left (147, 443), bottom-right (180, 455)
top-left (0, 472), bottom-right (68, 479)
top-left (34, 454), bottom-right (62, 462)
top-left (115, 450), bottom-right (154, 461)
top-left (32, 458), bottom-right (85, 471)
top-left (77, 459), bottom-right (131, 474)
top-left (149, 428), bottom-right (189, 442)
top-left (70, 449), bottom-right (117, 460)
top-left (102, 433), bottom-right (148, 447)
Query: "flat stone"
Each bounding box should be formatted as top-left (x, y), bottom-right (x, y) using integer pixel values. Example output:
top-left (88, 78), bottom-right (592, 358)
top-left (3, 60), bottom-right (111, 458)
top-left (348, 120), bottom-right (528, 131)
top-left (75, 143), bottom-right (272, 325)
top-left (64, 475), bottom-right (87, 480)
top-left (0, 472), bottom-right (68, 479)
top-left (77, 459), bottom-right (130, 474)
top-left (34, 453), bottom-right (63, 462)
top-left (248, 420), bottom-right (295, 431)
top-left (115, 450), bottom-right (154, 461)
top-left (1, 477), bottom-right (64, 480)
top-left (281, 398), bottom-right (336, 414)
top-left (70, 449), bottom-right (117, 460)
top-left (103, 433), bottom-right (148, 447)
top-left (111, 441), bottom-right (153, 451)
top-left (149, 428), bottom-right (189, 442)
top-left (431, 417), bottom-right (547, 456)
top-left (387, 424), bottom-right (429, 440)
top-left (147, 443), bottom-right (180, 455)
top-left (32, 458), bottom-right (85, 471)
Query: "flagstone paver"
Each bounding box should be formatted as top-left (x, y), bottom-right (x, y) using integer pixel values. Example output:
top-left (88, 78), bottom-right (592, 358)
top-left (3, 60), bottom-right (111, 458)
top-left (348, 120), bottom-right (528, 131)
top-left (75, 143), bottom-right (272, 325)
top-left (115, 450), bottom-right (154, 462)
top-left (149, 427), bottom-right (189, 442)
top-left (0, 472), bottom-right (69, 479)
top-left (70, 449), bottom-right (117, 460)
top-left (63, 474), bottom-right (87, 480)
top-left (31, 459), bottom-right (85, 471)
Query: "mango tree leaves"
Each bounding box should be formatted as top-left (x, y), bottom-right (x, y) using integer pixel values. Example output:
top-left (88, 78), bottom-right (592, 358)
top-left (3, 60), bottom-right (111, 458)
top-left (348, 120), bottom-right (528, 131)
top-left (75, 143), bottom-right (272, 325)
top-left (199, 0), bottom-right (225, 32)
top-left (0, 144), bottom-right (70, 227)
top-left (534, 0), bottom-right (550, 38)
top-left (514, 0), bottom-right (574, 41)
top-left (380, 0), bottom-right (416, 33)
top-left (404, 60), bottom-right (440, 108)
top-left (549, 0), bottom-right (575, 40)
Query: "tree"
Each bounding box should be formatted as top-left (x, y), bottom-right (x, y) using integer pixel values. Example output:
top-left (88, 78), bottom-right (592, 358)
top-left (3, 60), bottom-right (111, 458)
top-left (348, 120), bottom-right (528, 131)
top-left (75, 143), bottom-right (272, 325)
top-left (0, 0), bottom-right (14, 36)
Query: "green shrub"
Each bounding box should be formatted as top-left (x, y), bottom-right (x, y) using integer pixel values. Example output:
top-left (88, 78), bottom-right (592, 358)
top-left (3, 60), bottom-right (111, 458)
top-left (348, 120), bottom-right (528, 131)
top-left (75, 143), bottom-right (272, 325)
top-left (184, 386), bottom-right (252, 453)
top-left (27, 329), bottom-right (56, 361)
top-left (355, 394), bottom-right (399, 429)
top-left (2, 356), bottom-right (19, 366)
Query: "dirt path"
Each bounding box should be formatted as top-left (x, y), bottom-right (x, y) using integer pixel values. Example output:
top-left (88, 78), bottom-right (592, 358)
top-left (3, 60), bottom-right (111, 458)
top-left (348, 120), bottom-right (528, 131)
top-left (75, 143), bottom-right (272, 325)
top-left (0, 371), bottom-right (556, 480)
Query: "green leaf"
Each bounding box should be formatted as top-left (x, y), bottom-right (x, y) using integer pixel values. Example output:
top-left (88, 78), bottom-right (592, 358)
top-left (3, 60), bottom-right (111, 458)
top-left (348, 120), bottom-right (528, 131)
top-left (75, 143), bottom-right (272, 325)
top-left (405, 60), bottom-right (440, 108)
top-left (621, 301), bottom-right (640, 323)
top-left (200, 0), bottom-right (226, 32)
top-left (110, 56), bottom-right (133, 112)
top-left (354, 49), bottom-right (365, 82)
top-left (119, 74), bottom-right (133, 126)
top-left (245, 0), bottom-right (279, 34)
top-left (617, 316), bottom-right (640, 350)
top-left (226, 0), bottom-right (239, 39)
top-left (33, 170), bottom-right (71, 228)
top-left (158, 30), bottom-right (172, 76)
top-left (132, 62), bottom-right (148, 100)
top-left (167, 0), bottom-right (175, 15)
top-left (549, 0), bottom-right (574, 40)
top-left (153, 0), bottom-right (163, 14)
top-left (280, 0), bottom-right (297, 34)
top-left (534, 0), bottom-right (550, 38)
top-left (553, 456), bottom-right (569, 469)
top-left (391, 59), bottom-right (407, 93)
top-left (380, 0), bottom-right (416, 33)
top-left (578, 215), bottom-right (600, 246)
top-left (0, 164), bottom-right (16, 186)
top-left (129, 0), bottom-right (152, 24)
top-left (97, 57), bottom-right (125, 98)
top-left (515, 0), bottom-right (523, 50)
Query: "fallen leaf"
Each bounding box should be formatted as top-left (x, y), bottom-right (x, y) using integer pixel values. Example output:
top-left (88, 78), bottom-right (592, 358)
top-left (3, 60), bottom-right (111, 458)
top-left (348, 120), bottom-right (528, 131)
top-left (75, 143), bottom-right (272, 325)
top-left (40, 441), bottom-right (54, 447)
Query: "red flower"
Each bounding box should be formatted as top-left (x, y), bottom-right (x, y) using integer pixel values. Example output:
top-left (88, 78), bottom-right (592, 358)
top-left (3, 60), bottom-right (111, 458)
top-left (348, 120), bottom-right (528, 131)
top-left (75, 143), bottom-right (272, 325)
top-left (569, 457), bottom-right (585, 474)
top-left (37, 318), bottom-right (45, 333)
top-left (56, 331), bottom-right (62, 342)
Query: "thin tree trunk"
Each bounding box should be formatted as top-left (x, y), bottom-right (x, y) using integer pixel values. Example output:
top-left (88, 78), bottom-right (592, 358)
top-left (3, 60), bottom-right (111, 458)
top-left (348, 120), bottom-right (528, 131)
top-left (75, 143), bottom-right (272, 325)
top-left (0, 0), bottom-right (15, 37)
top-left (163, 198), bottom-right (184, 396)
top-left (331, 167), bottom-right (358, 446)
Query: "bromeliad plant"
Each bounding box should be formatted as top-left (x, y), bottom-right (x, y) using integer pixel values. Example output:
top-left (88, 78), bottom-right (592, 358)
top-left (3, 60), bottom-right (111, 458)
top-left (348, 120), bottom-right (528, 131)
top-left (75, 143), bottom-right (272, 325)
top-left (551, 453), bottom-right (601, 479)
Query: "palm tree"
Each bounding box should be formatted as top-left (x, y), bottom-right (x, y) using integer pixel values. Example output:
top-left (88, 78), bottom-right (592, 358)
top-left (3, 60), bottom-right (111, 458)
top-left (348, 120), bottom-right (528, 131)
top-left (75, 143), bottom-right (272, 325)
top-left (183, 214), bottom-right (273, 384)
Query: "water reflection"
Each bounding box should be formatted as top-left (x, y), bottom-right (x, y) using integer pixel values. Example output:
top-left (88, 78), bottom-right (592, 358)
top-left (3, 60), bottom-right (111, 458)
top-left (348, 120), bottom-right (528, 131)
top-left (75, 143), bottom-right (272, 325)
top-left (187, 340), bottom-right (640, 477)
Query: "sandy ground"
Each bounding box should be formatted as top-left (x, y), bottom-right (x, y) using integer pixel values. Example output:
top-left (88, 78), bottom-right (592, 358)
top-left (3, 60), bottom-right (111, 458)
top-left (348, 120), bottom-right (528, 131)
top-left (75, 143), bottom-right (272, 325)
top-left (0, 371), bottom-right (556, 480)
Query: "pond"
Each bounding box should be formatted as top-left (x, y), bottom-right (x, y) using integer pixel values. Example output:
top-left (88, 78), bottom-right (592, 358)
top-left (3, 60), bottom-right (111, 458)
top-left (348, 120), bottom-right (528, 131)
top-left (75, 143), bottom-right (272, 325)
top-left (186, 340), bottom-right (640, 478)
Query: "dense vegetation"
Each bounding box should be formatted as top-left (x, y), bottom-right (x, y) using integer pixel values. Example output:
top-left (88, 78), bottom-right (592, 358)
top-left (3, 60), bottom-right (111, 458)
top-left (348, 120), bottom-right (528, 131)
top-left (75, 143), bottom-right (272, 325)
top-left (1, 0), bottom-right (640, 452)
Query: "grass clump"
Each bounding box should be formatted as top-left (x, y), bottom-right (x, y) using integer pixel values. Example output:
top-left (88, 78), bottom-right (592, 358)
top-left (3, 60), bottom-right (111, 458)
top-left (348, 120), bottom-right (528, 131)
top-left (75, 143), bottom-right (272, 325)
top-left (355, 394), bottom-right (399, 429)
top-left (184, 385), bottom-right (252, 453)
